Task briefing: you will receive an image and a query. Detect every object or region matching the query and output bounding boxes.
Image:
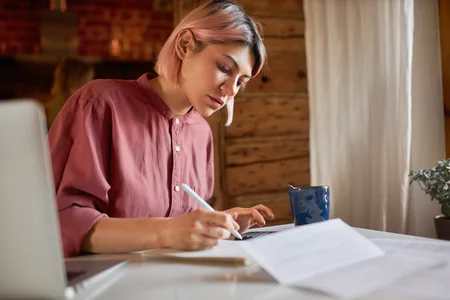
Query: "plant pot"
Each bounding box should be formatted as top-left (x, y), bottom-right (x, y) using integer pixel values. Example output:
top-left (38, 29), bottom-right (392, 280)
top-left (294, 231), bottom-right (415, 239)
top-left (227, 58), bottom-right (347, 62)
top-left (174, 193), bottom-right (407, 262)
top-left (434, 215), bottom-right (450, 240)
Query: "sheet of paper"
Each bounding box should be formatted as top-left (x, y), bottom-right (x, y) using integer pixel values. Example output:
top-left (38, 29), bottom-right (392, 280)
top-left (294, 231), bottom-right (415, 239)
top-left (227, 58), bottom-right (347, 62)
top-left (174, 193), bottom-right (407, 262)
top-left (239, 218), bottom-right (385, 285)
top-left (142, 240), bottom-right (254, 265)
top-left (161, 240), bottom-right (250, 259)
top-left (297, 253), bottom-right (443, 299)
top-left (372, 238), bottom-right (450, 299)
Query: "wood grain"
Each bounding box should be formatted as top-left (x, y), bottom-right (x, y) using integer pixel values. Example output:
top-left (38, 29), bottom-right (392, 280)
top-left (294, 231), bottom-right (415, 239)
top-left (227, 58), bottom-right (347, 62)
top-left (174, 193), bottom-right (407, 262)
top-left (226, 157), bottom-right (310, 196)
top-left (226, 94), bottom-right (309, 138)
top-left (231, 192), bottom-right (293, 225)
top-left (439, 0), bottom-right (450, 158)
top-left (256, 17), bottom-right (305, 38)
top-left (226, 135), bottom-right (309, 166)
top-left (263, 37), bottom-right (305, 53)
top-left (245, 50), bottom-right (307, 93)
top-left (239, 0), bottom-right (304, 19)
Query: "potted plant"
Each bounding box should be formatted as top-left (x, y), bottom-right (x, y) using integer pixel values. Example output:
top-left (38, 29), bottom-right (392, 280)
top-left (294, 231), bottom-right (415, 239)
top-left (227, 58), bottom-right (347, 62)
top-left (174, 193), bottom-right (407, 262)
top-left (409, 159), bottom-right (450, 240)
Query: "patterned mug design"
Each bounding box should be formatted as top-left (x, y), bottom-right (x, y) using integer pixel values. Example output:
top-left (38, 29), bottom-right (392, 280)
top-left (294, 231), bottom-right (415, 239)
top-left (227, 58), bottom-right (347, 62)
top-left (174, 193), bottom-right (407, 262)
top-left (288, 185), bottom-right (330, 226)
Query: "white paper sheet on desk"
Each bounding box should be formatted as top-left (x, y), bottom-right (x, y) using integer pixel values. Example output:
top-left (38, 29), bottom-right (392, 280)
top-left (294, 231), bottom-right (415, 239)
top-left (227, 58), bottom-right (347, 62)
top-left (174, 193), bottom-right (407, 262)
top-left (239, 220), bottom-right (443, 299)
top-left (161, 240), bottom-right (249, 258)
top-left (298, 253), bottom-right (443, 299)
top-left (372, 238), bottom-right (450, 299)
top-left (142, 240), bottom-right (254, 265)
top-left (239, 219), bottom-right (385, 286)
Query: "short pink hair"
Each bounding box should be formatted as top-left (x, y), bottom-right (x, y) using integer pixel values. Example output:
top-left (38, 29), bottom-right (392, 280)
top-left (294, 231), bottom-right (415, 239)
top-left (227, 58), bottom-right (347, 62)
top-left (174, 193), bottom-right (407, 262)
top-left (155, 0), bottom-right (267, 126)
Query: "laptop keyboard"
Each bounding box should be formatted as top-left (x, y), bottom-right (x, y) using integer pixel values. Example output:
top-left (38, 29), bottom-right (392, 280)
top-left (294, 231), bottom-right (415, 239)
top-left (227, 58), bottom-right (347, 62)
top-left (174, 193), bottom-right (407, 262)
top-left (240, 231), bottom-right (275, 240)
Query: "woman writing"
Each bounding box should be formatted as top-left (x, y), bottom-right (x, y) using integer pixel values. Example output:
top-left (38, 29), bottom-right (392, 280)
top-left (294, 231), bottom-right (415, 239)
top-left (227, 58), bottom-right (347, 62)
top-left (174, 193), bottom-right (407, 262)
top-left (48, 0), bottom-right (274, 258)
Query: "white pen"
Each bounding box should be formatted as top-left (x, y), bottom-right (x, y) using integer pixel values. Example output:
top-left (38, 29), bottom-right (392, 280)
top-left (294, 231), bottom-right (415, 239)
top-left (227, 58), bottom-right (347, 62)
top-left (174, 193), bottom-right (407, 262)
top-left (181, 183), bottom-right (242, 240)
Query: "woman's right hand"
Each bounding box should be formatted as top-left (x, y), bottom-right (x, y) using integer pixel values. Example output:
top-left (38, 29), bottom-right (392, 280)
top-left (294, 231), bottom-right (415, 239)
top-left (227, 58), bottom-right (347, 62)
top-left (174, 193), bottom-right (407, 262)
top-left (159, 209), bottom-right (240, 251)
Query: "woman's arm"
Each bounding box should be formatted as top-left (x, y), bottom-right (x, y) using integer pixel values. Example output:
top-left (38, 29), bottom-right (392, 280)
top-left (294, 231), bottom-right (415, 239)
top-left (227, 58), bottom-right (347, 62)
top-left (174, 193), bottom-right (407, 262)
top-left (81, 217), bottom-right (166, 254)
top-left (82, 209), bottom-right (240, 254)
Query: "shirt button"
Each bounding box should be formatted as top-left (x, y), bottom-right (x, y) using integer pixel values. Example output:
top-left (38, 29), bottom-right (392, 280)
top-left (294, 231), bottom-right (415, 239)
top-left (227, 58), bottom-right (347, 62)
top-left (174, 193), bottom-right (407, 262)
top-left (175, 146), bottom-right (181, 152)
top-left (175, 118), bottom-right (180, 125)
top-left (174, 185), bottom-right (180, 192)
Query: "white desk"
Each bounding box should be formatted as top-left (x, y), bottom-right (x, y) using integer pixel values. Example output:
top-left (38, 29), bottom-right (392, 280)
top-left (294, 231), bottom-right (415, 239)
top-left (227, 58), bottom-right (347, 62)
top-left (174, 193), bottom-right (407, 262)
top-left (77, 224), bottom-right (432, 300)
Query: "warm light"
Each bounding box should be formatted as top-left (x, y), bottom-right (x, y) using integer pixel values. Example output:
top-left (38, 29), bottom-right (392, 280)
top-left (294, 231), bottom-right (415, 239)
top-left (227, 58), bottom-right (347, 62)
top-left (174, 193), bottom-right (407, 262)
top-left (110, 38), bottom-right (120, 56)
top-left (49, 0), bottom-right (67, 12)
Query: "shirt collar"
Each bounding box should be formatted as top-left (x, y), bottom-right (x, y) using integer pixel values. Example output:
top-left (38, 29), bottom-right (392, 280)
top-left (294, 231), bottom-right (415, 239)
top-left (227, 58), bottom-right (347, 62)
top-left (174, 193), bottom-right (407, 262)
top-left (137, 73), bottom-right (203, 124)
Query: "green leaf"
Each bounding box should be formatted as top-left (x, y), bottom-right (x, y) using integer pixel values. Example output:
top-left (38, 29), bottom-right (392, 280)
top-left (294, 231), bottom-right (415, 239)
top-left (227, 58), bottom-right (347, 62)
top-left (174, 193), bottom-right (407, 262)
top-left (442, 203), bottom-right (450, 218)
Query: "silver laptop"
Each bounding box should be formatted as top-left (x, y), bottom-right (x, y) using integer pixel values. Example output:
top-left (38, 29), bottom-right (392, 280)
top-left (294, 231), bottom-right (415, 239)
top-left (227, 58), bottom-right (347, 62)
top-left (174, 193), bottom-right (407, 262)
top-left (0, 99), bottom-right (127, 299)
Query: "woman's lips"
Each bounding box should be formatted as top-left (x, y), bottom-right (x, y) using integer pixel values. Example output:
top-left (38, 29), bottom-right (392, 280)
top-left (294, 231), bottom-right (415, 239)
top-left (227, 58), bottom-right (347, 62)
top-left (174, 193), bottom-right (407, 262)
top-left (208, 96), bottom-right (224, 107)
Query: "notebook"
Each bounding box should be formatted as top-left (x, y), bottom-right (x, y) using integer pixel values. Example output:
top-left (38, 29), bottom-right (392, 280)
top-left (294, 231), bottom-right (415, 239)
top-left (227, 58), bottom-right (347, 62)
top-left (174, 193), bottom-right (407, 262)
top-left (141, 240), bottom-right (254, 266)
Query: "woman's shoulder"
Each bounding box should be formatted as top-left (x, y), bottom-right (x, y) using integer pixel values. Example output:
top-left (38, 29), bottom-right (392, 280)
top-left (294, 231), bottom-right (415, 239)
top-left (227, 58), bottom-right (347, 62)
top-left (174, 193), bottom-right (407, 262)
top-left (77, 78), bottom-right (139, 102)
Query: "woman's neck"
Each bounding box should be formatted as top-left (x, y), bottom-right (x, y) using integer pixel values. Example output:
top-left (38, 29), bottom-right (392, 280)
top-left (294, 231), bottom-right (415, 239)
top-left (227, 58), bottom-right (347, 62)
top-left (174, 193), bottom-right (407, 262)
top-left (149, 76), bottom-right (192, 116)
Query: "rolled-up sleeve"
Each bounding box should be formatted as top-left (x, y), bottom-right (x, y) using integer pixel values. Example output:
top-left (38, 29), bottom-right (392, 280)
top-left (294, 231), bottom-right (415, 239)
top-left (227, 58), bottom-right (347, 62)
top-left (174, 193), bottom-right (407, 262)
top-left (48, 92), bottom-right (112, 257)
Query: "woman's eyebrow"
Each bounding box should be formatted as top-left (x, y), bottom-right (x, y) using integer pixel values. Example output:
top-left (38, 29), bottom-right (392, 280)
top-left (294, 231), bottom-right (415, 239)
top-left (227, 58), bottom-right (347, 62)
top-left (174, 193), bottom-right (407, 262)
top-left (221, 54), bottom-right (251, 79)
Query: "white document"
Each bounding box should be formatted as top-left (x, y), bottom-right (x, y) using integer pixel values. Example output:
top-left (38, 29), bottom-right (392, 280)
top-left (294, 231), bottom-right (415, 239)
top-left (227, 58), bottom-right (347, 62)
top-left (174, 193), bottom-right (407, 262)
top-left (239, 219), bottom-right (443, 299)
top-left (142, 240), bottom-right (253, 265)
top-left (157, 240), bottom-right (250, 258)
top-left (239, 219), bottom-right (385, 285)
top-left (372, 239), bottom-right (450, 299)
top-left (298, 253), bottom-right (443, 299)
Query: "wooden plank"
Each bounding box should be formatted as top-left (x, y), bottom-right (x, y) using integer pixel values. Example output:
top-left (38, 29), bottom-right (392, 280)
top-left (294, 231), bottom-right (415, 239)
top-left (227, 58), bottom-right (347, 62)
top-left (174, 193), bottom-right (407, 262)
top-left (439, 0), bottom-right (450, 158)
top-left (226, 157), bottom-right (310, 196)
top-left (264, 37), bottom-right (305, 53)
top-left (239, 0), bottom-right (304, 19)
top-left (231, 192), bottom-right (293, 225)
top-left (226, 135), bottom-right (309, 166)
top-left (226, 94), bottom-right (309, 138)
top-left (205, 112), bottom-right (226, 210)
top-left (256, 17), bottom-right (305, 38)
top-left (245, 50), bottom-right (307, 93)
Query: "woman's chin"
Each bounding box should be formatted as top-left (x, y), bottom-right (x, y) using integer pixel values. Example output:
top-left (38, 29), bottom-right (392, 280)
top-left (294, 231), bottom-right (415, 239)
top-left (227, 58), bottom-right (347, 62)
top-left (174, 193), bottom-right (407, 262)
top-left (195, 106), bottom-right (218, 118)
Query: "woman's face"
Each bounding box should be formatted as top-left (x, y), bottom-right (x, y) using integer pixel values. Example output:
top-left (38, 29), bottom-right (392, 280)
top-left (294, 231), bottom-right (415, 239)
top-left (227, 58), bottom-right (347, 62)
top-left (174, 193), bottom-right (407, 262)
top-left (179, 41), bottom-right (255, 118)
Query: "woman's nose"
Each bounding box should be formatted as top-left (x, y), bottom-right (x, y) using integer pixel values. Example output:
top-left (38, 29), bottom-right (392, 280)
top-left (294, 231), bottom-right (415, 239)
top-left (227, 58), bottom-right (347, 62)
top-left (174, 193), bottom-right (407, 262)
top-left (221, 80), bottom-right (239, 98)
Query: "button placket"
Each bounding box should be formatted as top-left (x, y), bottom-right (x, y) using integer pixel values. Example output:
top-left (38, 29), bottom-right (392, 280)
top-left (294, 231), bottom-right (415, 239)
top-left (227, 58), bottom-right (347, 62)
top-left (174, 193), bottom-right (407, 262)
top-left (170, 118), bottom-right (183, 215)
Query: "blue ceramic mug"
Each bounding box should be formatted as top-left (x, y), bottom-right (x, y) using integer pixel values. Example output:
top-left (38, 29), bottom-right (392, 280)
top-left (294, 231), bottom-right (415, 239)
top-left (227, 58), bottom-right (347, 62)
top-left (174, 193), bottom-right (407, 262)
top-left (288, 185), bottom-right (330, 226)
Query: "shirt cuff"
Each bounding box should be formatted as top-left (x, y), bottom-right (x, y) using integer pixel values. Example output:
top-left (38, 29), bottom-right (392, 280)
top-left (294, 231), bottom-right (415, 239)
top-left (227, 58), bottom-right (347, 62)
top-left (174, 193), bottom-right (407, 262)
top-left (58, 205), bottom-right (108, 257)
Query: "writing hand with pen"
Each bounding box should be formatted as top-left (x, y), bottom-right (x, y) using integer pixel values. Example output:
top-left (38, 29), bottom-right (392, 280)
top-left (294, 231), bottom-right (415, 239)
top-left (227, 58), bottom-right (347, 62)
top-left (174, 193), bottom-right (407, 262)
top-left (158, 184), bottom-right (275, 251)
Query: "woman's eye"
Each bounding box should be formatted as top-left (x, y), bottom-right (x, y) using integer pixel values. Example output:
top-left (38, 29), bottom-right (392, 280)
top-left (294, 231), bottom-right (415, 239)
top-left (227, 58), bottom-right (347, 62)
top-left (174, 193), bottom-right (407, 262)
top-left (218, 63), bottom-right (230, 73)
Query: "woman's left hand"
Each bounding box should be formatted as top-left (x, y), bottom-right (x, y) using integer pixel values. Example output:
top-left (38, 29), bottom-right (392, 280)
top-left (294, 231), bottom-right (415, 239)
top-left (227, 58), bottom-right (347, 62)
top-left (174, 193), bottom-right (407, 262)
top-left (223, 205), bottom-right (275, 233)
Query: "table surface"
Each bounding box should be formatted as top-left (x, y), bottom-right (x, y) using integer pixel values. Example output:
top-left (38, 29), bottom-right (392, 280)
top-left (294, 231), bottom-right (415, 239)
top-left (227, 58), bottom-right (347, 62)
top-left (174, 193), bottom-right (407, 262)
top-left (70, 224), bottom-right (433, 300)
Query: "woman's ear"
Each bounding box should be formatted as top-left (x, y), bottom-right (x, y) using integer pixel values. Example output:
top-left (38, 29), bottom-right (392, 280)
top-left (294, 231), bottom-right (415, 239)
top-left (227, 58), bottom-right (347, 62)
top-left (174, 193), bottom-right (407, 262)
top-left (175, 29), bottom-right (196, 61)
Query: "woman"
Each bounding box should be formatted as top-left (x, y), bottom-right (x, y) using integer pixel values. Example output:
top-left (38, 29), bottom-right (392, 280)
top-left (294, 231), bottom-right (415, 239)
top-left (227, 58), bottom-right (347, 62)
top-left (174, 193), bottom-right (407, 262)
top-left (48, 0), bottom-right (274, 258)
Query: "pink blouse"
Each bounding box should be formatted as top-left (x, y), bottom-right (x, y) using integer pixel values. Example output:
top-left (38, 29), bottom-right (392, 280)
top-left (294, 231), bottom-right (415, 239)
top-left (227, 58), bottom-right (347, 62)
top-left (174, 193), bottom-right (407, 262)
top-left (48, 73), bottom-right (214, 257)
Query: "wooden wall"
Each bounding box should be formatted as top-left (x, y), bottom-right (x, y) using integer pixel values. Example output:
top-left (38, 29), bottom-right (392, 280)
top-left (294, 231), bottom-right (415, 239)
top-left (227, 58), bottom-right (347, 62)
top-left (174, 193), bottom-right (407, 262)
top-left (439, 0), bottom-right (450, 159)
top-left (174, 0), bottom-right (309, 225)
